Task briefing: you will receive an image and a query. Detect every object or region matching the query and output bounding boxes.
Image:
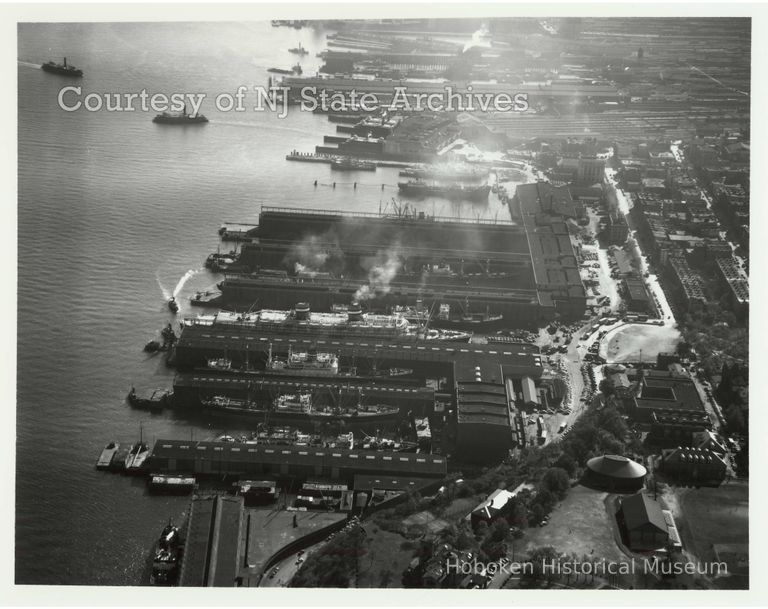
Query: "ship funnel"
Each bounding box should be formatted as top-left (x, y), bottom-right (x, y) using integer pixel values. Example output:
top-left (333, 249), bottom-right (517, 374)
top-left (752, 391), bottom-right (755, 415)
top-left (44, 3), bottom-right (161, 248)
top-left (295, 302), bottom-right (310, 321)
top-left (348, 301), bottom-right (363, 322)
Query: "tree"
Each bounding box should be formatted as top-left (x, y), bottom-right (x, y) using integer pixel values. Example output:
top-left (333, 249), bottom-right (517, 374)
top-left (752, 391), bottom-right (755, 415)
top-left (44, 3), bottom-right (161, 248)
top-left (521, 546), bottom-right (561, 587)
top-left (676, 341), bottom-right (692, 358)
top-left (541, 467), bottom-right (570, 500)
top-left (553, 452), bottom-right (577, 477)
top-left (598, 378), bottom-right (615, 397)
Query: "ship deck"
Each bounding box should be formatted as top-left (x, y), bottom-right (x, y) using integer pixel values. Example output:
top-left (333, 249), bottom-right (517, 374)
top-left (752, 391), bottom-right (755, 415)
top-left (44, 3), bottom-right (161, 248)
top-left (175, 369), bottom-right (436, 403)
top-left (175, 327), bottom-right (543, 375)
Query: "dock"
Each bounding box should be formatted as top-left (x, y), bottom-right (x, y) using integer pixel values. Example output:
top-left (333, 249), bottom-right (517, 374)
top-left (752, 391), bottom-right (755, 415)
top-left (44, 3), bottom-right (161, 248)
top-left (285, 151), bottom-right (413, 168)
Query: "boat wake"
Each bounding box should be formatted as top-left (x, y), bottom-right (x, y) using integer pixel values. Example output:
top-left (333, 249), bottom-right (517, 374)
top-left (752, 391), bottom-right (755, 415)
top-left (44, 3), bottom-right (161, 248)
top-left (156, 271), bottom-right (171, 301)
top-left (173, 268), bottom-right (202, 298)
top-left (18, 60), bottom-right (42, 69)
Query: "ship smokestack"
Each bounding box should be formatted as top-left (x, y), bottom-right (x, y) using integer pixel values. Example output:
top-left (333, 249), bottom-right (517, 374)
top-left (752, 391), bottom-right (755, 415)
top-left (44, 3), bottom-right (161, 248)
top-left (348, 301), bottom-right (363, 322)
top-left (295, 302), bottom-right (310, 321)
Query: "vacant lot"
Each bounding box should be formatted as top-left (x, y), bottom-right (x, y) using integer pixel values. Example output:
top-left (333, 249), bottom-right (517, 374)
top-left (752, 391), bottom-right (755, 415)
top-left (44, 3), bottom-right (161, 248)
top-left (661, 480), bottom-right (748, 588)
top-left (601, 323), bottom-right (680, 363)
top-left (521, 485), bottom-right (626, 564)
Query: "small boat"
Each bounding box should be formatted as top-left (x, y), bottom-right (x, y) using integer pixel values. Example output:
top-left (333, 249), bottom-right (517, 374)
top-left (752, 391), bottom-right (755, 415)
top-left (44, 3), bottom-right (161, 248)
top-left (425, 328), bottom-right (473, 342)
top-left (144, 340), bottom-right (162, 353)
top-left (124, 437), bottom-right (150, 474)
top-left (288, 44), bottom-right (309, 55)
top-left (292, 63), bottom-right (303, 75)
top-left (96, 442), bottom-right (120, 470)
top-left (148, 474), bottom-right (196, 495)
top-left (331, 158), bottom-right (376, 171)
top-left (153, 103), bottom-right (208, 125)
top-left (150, 521), bottom-right (182, 585)
top-left (127, 387), bottom-right (170, 411)
top-left (167, 297), bottom-right (179, 313)
top-left (207, 357), bottom-right (232, 371)
top-left (267, 67), bottom-right (293, 75)
top-left (41, 57), bottom-right (82, 77)
top-left (267, 346), bottom-right (339, 377)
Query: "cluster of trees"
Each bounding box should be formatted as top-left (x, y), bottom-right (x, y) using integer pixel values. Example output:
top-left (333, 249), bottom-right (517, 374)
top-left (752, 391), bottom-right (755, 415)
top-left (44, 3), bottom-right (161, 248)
top-left (715, 361), bottom-right (748, 434)
top-left (681, 304), bottom-right (747, 376)
top-left (290, 527), bottom-right (366, 588)
top-left (294, 400), bottom-right (635, 587)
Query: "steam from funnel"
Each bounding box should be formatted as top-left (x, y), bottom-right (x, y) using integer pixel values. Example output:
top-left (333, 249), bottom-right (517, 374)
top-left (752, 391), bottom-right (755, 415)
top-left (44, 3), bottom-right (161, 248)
top-left (463, 24), bottom-right (492, 52)
top-left (354, 245), bottom-right (402, 301)
top-left (286, 234), bottom-right (331, 273)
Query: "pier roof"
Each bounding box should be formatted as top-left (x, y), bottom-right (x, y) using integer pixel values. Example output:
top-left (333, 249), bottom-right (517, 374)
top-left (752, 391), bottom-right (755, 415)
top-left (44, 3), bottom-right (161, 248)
top-left (150, 440), bottom-right (448, 477)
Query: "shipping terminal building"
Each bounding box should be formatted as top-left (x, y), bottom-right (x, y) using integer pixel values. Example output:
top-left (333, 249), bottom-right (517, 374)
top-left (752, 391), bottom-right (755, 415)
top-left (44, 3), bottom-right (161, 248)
top-left (217, 201), bottom-right (587, 326)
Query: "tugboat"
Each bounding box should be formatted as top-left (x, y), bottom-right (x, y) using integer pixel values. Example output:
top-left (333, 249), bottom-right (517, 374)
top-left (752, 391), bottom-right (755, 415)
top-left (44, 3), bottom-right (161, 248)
top-left (127, 387), bottom-right (170, 412)
top-left (150, 521), bottom-right (182, 585)
top-left (292, 63), bottom-right (303, 75)
top-left (41, 57), bottom-right (83, 77)
top-left (153, 103), bottom-right (208, 125)
top-left (288, 43), bottom-right (309, 55)
top-left (167, 297), bottom-right (179, 314)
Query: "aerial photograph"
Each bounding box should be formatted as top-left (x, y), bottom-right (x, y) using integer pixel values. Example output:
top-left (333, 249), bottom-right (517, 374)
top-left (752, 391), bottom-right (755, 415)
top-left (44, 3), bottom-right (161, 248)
top-left (14, 7), bottom-right (753, 598)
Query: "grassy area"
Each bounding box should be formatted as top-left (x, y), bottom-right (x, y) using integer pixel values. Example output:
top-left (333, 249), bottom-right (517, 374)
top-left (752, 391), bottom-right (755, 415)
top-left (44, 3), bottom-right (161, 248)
top-left (661, 480), bottom-right (748, 588)
top-left (356, 526), bottom-right (418, 588)
top-left (520, 485), bottom-right (626, 564)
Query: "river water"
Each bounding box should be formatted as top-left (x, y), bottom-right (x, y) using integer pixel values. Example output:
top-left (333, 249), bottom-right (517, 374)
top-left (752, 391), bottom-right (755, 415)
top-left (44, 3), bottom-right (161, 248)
top-left (16, 21), bottom-right (521, 584)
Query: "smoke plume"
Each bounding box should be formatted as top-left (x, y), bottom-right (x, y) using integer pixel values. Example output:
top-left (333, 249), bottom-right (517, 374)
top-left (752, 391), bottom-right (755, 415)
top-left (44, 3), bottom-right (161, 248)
top-left (354, 245), bottom-right (403, 301)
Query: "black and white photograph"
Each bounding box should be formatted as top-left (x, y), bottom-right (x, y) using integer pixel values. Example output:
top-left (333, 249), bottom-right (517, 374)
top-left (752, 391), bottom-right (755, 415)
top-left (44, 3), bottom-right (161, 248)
top-left (8, 2), bottom-right (763, 602)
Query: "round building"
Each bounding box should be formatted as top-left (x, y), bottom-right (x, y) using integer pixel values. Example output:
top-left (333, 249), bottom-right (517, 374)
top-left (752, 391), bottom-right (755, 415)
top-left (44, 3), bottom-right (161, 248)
top-left (582, 454), bottom-right (647, 492)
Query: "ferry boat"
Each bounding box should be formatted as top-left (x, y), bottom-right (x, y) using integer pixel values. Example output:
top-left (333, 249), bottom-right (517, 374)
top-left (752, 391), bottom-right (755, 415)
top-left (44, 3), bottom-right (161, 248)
top-left (41, 57), bottom-right (82, 77)
top-left (150, 521), bottom-right (182, 585)
top-left (267, 346), bottom-right (339, 376)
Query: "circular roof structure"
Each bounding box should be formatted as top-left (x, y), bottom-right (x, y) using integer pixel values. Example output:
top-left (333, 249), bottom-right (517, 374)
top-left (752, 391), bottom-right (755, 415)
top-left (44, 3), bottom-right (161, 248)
top-left (586, 455), bottom-right (647, 479)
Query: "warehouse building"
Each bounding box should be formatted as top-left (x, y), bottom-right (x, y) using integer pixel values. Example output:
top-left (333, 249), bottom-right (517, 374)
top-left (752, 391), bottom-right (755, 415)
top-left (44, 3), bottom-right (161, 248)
top-left (179, 495), bottom-right (244, 587)
top-left (658, 447), bottom-right (728, 487)
top-left (616, 493), bottom-right (670, 552)
top-left (147, 440), bottom-right (447, 483)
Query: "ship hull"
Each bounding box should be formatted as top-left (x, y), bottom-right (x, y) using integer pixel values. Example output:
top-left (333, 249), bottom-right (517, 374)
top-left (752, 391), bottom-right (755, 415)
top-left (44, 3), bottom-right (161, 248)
top-left (152, 116), bottom-right (208, 125)
top-left (201, 401), bottom-right (401, 424)
top-left (398, 183), bottom-right (490, 202)
top-left (41, 63), bottom-right (83, 77)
